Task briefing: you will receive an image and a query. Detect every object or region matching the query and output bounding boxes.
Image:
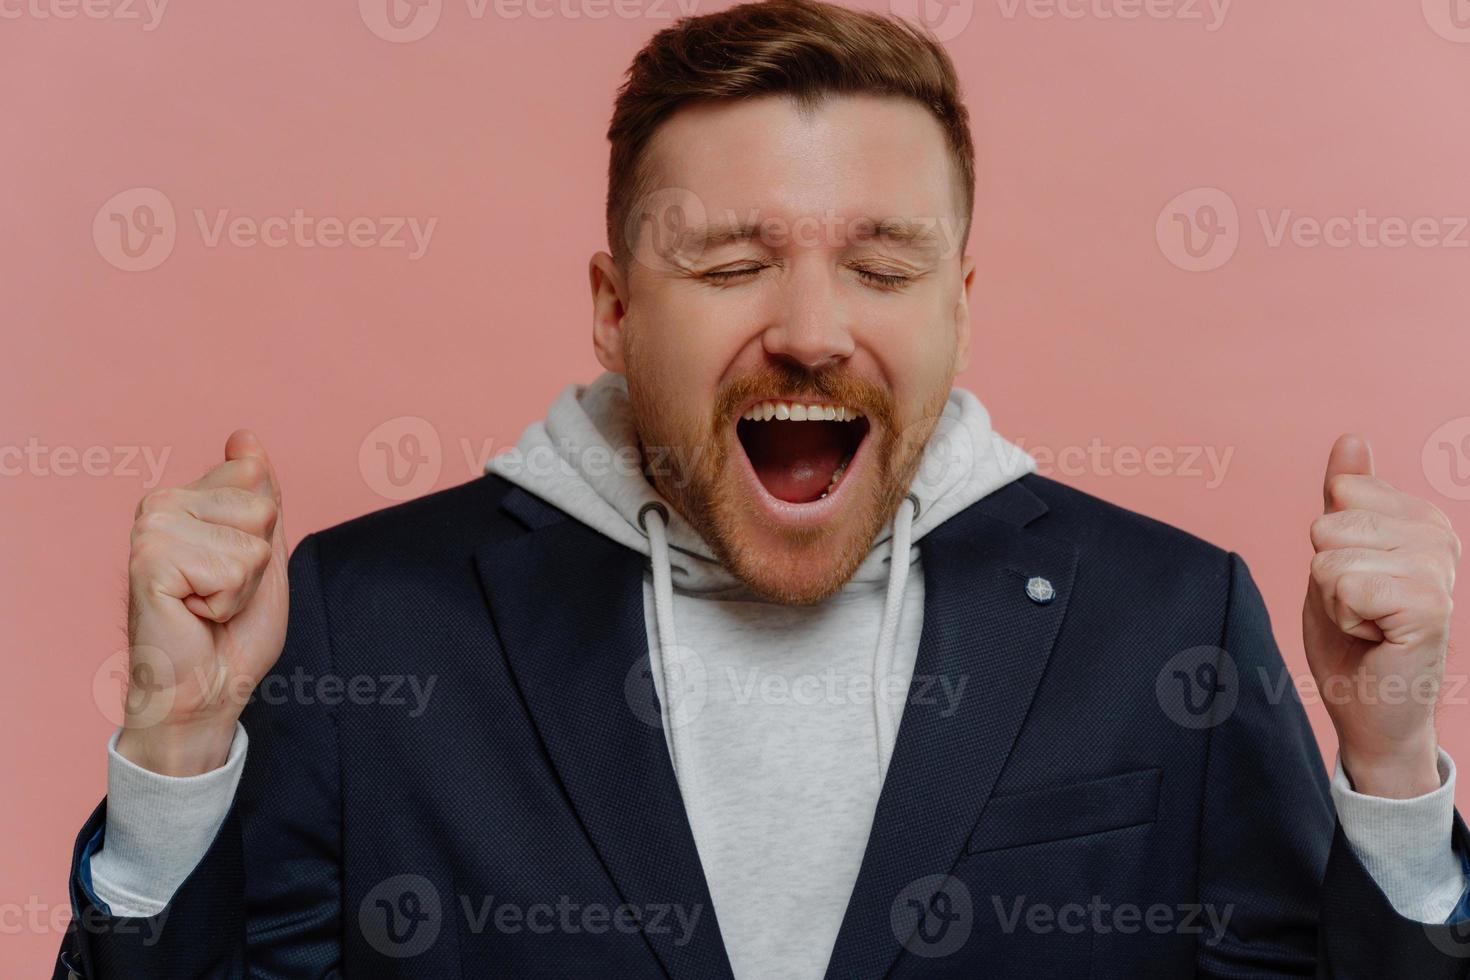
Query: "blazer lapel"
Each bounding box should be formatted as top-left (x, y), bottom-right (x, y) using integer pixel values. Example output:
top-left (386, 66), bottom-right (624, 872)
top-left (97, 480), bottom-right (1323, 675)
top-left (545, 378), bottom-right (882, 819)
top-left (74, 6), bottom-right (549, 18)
top-left (474, 489), bottom-right (736, 980)
top-left (822, 478), bottom-right (1080, 980)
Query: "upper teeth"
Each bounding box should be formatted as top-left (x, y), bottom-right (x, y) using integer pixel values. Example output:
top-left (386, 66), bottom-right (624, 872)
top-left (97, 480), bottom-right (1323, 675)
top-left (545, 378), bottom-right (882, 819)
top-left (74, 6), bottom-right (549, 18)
top-left (740, 400), bottom-right (863, 422)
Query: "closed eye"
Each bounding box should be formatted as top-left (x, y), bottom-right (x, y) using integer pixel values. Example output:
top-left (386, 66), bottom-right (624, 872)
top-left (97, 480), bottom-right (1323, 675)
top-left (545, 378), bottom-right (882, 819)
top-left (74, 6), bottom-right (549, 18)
top-left (701, 264), bottom-right (769, 283)
top-left (699, 263), bottom-right (914, 289)
top-left (852, 268), bottom-right (905, 287)
top-left (853, 267), bottom-right (912, 290)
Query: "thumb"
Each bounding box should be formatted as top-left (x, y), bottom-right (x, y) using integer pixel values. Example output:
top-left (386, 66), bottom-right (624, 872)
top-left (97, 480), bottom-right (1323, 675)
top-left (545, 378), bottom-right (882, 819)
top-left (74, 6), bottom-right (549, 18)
top-left (224, 427), bottom-right (284, 517)
top-left (225, 427), bottom-right (266, 462)
top-left (1323, 432), bottom-right (1374, 512)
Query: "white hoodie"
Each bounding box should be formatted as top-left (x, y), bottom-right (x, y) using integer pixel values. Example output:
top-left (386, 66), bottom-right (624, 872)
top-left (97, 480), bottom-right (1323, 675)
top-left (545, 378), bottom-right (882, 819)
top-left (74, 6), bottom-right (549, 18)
top-left (485, 372), bottom-right (1037, 979)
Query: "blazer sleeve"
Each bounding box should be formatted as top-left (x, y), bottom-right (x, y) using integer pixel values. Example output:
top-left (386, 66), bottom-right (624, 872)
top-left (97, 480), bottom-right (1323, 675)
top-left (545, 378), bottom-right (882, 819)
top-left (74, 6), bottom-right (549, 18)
top-left (1195, 552), bottom-right (1470, 979)
top-left (54, 533), bottom-right (344, 980)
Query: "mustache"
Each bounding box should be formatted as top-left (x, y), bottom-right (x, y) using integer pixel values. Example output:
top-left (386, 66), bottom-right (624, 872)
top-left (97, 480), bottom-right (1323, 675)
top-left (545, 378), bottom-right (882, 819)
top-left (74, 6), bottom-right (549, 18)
top-left (712, 364), bottom-right (895, 430)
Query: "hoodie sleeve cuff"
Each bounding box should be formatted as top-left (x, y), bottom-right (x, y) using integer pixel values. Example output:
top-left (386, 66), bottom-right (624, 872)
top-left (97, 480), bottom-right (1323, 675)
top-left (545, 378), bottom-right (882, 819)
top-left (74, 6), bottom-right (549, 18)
top-left (1331, 746), bottom-right (1467, 923)
top-left (88, 723), bottom-right (247, 918)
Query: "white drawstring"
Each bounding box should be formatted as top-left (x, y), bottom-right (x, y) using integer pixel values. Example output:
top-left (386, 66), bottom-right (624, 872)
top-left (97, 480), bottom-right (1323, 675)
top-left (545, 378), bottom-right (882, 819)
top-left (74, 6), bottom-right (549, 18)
top-left (640, 494), bottom-right (919, 786)
top-left (873, 494), bottom-right (918, 782)
top-left (638, 501), bottom-right (683, 777)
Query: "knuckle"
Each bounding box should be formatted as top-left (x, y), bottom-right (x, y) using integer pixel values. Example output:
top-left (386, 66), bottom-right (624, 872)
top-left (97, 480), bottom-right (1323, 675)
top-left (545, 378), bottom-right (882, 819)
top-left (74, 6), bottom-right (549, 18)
top-left (128, 540), bottom-right (173, 584)
top-left (137, 488), bottom-right (180, 516)
top-left (258, 495), bottom-right (279, 531)
top-left (126, 547), bottom-right (157, 581)
top-left (1424, 591), bottom-right (1454, 626)
top-left (223, 557), bottom-right (248, 589)
top-left (1324, 474), bottom-right (1353, 510)
top-left (234, 456), bottom-right (267, 487)
top-left (248, 494), bottom-right (279, 534)
top-left (244, 533), bottom-right (272, 567)
top-left (1413, 552), bottom-right (1451, 592)
top-left (1309, 515), bottom-right (1334, 549)
top-left (133, 510), bottom-right (173, 537)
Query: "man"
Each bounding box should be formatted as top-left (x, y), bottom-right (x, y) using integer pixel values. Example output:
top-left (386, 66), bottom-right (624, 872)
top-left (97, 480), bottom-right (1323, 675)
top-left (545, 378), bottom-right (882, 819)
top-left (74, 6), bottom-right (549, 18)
top-left (55, 1), bottom-right (1470, 977)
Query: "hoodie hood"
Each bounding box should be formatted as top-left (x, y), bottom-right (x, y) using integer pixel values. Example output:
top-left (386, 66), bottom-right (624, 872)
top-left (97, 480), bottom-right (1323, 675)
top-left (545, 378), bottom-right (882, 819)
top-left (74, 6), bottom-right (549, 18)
top-left (489, 372), bottom-right (1038, 791)
top-left (486, 372), bottom-right (1036, 595)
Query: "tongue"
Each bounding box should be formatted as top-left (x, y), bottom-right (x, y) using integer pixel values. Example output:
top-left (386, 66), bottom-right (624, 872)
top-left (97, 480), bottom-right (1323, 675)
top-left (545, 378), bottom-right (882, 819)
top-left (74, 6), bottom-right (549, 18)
top-left (740, 421), bottom-right (846, 503)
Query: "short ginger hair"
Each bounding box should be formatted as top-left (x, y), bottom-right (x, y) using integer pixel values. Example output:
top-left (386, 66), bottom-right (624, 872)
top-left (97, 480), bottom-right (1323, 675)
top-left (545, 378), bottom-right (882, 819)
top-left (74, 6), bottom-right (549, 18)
top-left (605, 0), bottom-right (976, 265)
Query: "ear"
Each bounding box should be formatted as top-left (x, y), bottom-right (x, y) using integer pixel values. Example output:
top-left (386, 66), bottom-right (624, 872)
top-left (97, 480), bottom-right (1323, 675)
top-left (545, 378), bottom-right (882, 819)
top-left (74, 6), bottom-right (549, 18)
top-left (589, 251), bottom-right (630, 373)
top-left (952, 251), bottom-right (975, 375)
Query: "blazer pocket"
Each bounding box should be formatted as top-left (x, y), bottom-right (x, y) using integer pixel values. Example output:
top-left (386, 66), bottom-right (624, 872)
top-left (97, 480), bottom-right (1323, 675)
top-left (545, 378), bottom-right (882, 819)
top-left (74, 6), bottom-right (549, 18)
top-left (965, 767), bottom-right (1162, 854)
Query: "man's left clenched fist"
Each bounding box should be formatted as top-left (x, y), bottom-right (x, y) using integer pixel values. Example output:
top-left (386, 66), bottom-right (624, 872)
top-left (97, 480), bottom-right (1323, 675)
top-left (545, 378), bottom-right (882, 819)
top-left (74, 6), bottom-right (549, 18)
top-left (1304, 433), bottom-right (1460, 799)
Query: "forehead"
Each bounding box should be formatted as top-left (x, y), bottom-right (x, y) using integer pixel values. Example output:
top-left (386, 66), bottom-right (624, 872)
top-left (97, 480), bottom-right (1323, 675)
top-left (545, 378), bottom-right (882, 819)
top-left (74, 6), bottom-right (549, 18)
top-left (640, 93), bottom-right (963, 236)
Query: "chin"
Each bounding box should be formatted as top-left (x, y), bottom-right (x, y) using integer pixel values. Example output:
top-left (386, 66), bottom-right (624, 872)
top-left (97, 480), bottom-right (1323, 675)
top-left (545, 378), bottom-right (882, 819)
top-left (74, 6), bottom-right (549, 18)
top-left (641, 385), bottom-right (915, 604)
top-left (716, 527), bottom-right (873, 605)
top-left (704, 419), bottom-right (896, 605)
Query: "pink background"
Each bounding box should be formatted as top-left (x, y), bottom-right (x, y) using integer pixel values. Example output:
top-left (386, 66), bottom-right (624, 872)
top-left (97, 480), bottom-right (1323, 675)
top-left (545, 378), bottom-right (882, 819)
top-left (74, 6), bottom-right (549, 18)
top-left (5, 0), bottom-right (1470, 970)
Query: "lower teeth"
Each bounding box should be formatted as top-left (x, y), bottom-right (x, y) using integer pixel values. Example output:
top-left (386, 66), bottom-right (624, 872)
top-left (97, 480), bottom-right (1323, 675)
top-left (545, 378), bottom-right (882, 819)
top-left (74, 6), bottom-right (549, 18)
top-left (818, 454), bottom-right (853, 499)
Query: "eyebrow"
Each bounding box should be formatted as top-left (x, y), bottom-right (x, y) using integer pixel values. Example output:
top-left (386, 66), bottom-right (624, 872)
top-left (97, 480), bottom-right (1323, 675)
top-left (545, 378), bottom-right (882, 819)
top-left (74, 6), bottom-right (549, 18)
top-left (685, 215), bottom-right (948, 254)
top-left (860, 217), bottom-right (947, 249)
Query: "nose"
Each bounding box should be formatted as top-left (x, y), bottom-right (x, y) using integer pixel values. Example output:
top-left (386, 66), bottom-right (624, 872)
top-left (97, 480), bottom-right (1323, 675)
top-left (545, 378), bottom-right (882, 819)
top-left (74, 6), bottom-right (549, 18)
top-left (759, 262), bottom-right (856, 370)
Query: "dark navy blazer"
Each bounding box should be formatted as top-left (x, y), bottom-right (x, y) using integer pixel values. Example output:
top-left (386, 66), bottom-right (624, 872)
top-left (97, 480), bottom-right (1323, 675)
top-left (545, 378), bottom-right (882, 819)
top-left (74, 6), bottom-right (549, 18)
top-left (55, 473), bottom-right (1470, 978)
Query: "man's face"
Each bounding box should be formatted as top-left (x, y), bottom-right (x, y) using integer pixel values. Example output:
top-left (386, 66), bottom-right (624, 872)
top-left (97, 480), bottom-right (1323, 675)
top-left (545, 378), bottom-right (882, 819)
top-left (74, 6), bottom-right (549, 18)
top-left (591, 94), bottom-right (973, 605)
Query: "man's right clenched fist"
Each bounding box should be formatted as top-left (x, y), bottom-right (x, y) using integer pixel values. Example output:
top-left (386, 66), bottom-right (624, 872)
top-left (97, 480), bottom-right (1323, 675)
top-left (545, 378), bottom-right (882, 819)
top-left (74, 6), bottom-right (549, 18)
top-left (114, 429), bottom-right (289, 776)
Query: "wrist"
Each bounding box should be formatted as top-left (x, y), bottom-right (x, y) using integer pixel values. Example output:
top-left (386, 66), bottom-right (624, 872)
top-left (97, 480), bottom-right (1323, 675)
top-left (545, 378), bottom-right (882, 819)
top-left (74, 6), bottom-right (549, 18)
top-left (115, 716), bottom-right (238, 777)
top-left (1340, 736), bottom-right (1443, 799)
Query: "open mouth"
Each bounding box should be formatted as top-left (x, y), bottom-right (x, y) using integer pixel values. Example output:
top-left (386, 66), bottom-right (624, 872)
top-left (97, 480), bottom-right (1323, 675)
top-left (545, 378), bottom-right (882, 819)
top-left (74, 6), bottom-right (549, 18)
top-left (734, 399), bottom-right (870, 505)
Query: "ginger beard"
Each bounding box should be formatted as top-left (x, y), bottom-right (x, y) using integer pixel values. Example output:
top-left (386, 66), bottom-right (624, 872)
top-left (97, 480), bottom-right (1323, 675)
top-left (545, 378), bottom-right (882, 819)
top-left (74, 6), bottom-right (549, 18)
top-left (626, 360), bottom-right (950, 605)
